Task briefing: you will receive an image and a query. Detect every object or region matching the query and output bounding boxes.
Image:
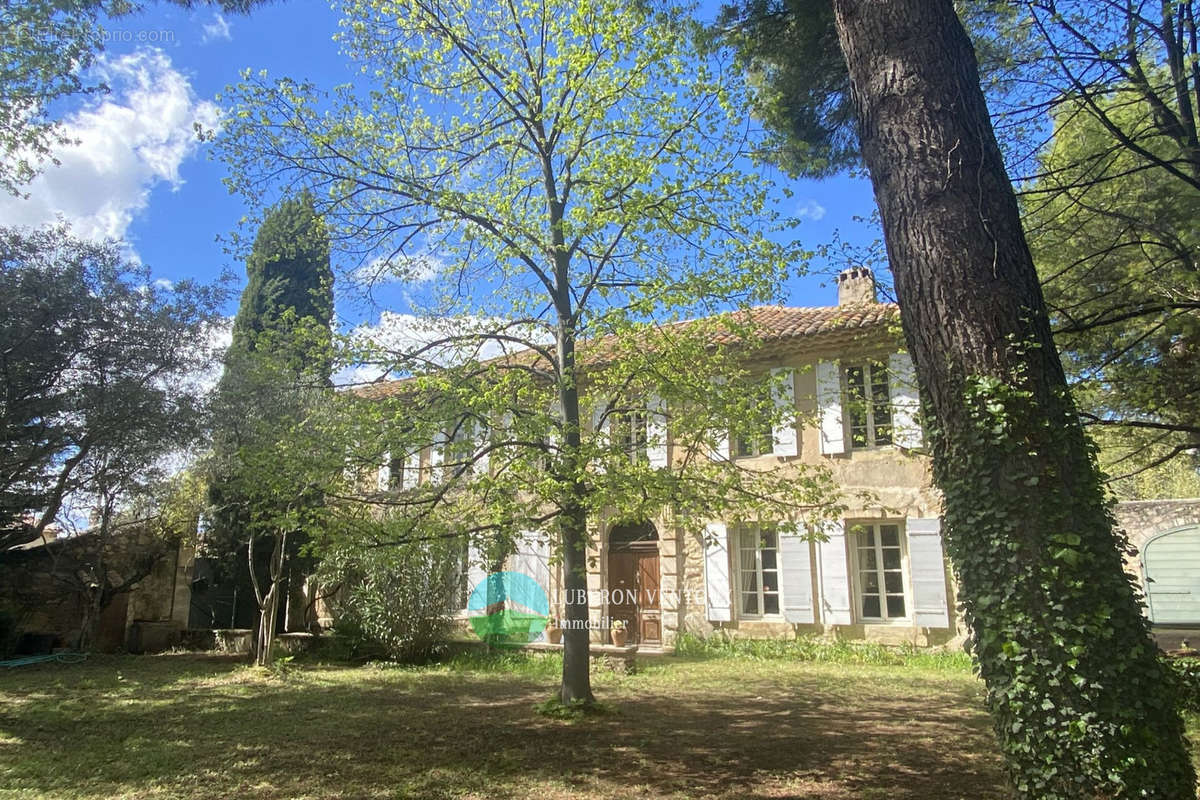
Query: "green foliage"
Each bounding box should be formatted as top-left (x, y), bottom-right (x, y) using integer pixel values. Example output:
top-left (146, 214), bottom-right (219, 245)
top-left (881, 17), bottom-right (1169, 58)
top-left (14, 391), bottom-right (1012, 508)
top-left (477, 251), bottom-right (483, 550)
top-left (0, 225), bottom-right (224, 551)
top-left (932, 372), bottom-right (1194, 798)
top-left (1167, 658), bottom-right (1200, 715)
top-left (318, 530), bottom-right (463, 663)
top-left (713, 0), bottom-right (855, 177)
top-left (1024, 91), bottom-right (1200, 498)
top-left (226, 192), bottom-right (334, 379)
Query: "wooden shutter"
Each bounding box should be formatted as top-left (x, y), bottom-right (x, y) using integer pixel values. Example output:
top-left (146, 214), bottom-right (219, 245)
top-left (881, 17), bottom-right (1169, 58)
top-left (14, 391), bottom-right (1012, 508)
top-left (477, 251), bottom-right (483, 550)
top-left (376, 452), bottom-right (391, 492)
top-left (771, 367), bottom-right (798, 457)
top-left (816, 360), bottom-right (845, 455)
top-left (818, 519), bottom-right (852, 624)
top-left (646, 394), bottom-right (669, 468)
top-left (780, 526), bottom-right (815, 623)
top-left (473, 419), bottom-right (490, 474)
top-left (888, 352), bottom-right (923, 448)
top-left (704, 522), bottom-right (732, 622)
top-left (907, 517), bottom-right (950, 628)
top-left (402, 450), bottom-right (421, 489)
top-left (709, 376), bottom-right (730, 461)
top-left (510, 531), bottom-right (552, 596)
top-left (429, 433), bottom-right (445, 484)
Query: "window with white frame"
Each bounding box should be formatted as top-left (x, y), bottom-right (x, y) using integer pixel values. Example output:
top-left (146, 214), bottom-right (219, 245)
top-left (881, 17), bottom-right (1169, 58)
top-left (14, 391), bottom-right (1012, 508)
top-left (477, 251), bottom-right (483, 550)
top-left (733, 377), bottom-right (774, 458)
top-left (851, 522), bottom-right (908, 621)
top-left (844, 362), bottom-right (893, 448)
top-left (612, 408), bottom-right (648, 463)
top-left (736, 523), bottom-right (781, 618)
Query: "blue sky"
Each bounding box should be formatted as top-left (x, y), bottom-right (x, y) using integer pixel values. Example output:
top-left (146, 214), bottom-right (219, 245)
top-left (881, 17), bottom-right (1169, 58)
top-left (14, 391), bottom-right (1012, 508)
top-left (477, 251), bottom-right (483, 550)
top-left (3, 0), bottom-right (884, 336)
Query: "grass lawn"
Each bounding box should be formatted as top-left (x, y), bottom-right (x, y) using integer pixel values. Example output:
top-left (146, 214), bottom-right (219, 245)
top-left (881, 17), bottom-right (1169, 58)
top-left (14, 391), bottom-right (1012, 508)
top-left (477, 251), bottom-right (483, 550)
top-left (0, 647), bottom-right (1195, 799)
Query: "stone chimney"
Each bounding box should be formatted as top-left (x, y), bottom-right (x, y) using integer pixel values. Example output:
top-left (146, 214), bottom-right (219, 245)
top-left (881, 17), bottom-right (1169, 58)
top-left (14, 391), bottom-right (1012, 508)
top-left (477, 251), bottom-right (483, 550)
top-left (836, 267), bottom-right (877, 306)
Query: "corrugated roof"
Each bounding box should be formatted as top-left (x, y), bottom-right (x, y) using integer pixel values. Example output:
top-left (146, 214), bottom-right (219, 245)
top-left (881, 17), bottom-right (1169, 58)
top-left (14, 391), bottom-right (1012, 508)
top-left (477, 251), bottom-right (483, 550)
top-left (353, 302), bottom-right (900, 399)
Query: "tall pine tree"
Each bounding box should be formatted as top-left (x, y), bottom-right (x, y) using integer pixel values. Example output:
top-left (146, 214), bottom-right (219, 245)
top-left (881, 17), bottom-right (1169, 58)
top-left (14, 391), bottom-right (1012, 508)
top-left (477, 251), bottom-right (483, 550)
top-left (207, 192), bottom-right (334, 666)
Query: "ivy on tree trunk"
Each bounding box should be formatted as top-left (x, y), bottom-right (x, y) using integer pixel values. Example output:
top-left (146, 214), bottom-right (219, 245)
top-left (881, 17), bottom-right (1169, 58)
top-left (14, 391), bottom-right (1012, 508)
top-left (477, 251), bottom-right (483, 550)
top-left (830, 0), bottom-right (1195, 796)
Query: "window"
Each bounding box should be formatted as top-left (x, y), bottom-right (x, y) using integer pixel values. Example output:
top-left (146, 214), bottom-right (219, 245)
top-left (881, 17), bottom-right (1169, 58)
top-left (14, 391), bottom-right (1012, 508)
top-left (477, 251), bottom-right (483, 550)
top-left (387, 451), bottom-right (407, 490)
top-left (612, 409), bottom-right (648, 463)
top-left (736, 524), bottom-right (781, 618)
top-left (734, 378), bottom-right (775, 458)
top-left (851, 522), bottom-right (907, 621)
top-left (845, 362), bottom-right (892, 448)
top-left (735, 418), bottom-right (773, 458)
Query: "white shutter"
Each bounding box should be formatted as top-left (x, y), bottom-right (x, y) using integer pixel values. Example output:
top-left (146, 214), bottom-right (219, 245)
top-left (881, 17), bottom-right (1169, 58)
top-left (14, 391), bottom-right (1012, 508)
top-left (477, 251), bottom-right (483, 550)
top-left (591, 401), bottom-right (609, 474)
top-left (466, 542), bottom-right (489, 611)
top-left (402, 450), bottom-right (421, 489)
top-left (888, 352), bottom-right (923, 448)
top-left (474, 419), bottom-right (490, 474)
top-left (907, 517), bottom-right (950, 628)
top-left (377, 452), bottom-right (391, 492)
top-left (780, 526), bottom-right (814, 623)
top-left (771, 367), bottom-right (798, 457)
top-left (704, 522), bottom-right (732, 622)
top-left (429, 433), bottom-right (445, 484)
top-left (816, 360), bottom-right (845, 455)
top-left (818, 520), bottom-right (852, 625)
top-left (646, 394), bottom-right (668, 468)
top-left (709, 376), bottom-right (730, 461)
top-left (510, 531), bottom-right (552, 599)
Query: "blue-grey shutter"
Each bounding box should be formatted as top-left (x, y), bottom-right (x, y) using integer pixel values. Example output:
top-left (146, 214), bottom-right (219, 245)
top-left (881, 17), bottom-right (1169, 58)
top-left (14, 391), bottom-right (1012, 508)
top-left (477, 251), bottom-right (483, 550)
top-left (907, 517), bottom-right (950, 627)
top-left (816, 360), bottom-right (845, 455)
top-left (780, 526), bottom-right (814, 623)
top-left (704, 522), bottom-right (732, 622)
top-left (818, 520), bottom-right (852, 624)
top-left (646, 394), bottom-right (669, 468)
top-left (888, 352), bottom-right (923, 448)
top-left (770, 367), bottom-right (798, 457)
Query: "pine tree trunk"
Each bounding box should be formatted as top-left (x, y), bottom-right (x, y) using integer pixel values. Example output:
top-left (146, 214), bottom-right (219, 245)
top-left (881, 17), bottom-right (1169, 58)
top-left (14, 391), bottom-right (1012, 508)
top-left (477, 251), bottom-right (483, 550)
top-left (830, 1), bottom-right (1194, 796)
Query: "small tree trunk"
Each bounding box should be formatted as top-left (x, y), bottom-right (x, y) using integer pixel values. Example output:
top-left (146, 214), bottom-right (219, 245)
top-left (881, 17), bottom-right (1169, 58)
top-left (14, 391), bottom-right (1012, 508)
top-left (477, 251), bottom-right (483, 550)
top-left (830, 1), bottom-right (1194, 796)
top-left (254, 531), bottom-right (287, 667)
top-left (556, 317), bottom-right (595, 707)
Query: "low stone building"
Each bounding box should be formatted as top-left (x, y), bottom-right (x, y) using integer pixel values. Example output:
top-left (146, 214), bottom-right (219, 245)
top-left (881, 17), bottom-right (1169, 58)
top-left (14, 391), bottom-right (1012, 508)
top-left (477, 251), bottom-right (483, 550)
top-left (1115, 499), bottom-right (1200, 627)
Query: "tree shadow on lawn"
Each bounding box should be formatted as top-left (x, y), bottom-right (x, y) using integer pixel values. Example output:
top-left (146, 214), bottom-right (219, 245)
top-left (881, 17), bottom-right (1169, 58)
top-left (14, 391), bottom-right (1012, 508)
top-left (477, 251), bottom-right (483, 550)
top-left (0, 654), bottom-right (1009, 799)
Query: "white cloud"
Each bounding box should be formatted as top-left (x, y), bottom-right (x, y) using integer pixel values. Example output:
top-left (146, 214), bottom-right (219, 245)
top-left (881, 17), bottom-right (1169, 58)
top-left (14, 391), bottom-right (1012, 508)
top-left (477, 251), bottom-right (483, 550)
top-left (797, 199), bottom-right (827, 221)
top-left (353, 253), bottom-right (444, 286)
top-left (201, 13), bottom-right (232, 43)
top-left (0, 48), bottom-right (219, 241)
top-left (336, 311), bottom-right (550, 386)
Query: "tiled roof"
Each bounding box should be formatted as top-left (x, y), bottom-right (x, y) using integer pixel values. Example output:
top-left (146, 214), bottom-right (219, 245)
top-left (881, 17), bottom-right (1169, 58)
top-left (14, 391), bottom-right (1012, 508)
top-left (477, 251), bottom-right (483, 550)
top-left (353, 303), bottom-right (900, 399)
top-left (699, 303), bottom-right (899, 345)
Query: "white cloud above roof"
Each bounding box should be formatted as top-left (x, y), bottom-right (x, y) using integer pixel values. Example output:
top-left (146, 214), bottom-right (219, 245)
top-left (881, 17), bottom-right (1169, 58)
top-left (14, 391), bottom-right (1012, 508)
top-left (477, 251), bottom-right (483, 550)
top-left (0, 48), bottom-right (219, 242)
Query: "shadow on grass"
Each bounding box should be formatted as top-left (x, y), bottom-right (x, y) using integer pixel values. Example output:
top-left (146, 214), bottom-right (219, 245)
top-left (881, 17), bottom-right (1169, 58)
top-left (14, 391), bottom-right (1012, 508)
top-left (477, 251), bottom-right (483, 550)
top-left (0, 653), bottom-right (1009, 799)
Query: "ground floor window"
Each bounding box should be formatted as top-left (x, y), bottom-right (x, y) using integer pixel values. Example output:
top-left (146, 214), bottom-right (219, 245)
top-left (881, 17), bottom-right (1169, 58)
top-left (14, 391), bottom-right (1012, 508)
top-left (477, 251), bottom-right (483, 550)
top-left (736, 523), bottom-right (780, 618)
top-left (851, 522), bottom-right (907, 621)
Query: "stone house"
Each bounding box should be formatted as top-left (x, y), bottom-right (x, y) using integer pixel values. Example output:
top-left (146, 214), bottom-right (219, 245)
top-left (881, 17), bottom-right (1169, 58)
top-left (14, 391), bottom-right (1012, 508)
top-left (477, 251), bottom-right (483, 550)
top-left (358, 267), bottom-right (1200, 650)
top-left (364, 268), bottom-right (961, 649)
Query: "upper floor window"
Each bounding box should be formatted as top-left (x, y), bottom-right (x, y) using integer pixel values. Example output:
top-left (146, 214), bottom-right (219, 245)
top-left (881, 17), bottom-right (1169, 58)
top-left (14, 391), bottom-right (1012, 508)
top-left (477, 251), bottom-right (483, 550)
top-left (844, 362), bottom-right (893, 448)
top-left (612, 408), bottom-right (648, 463)
top-left (735, 523), bottom-right (781, 618)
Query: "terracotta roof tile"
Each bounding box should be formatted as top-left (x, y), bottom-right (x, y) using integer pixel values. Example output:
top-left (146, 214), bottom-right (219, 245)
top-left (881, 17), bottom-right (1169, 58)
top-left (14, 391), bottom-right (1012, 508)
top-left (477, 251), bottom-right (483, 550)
top-left (353, 303), bottom-right (900, 399)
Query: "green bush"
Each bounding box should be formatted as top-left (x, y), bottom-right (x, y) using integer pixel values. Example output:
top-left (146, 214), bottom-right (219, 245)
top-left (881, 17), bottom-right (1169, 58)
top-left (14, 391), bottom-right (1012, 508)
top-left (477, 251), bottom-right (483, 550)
top-left (1166, 657), bottom-right (1200, 714)
top-left (319, 539), bottom-right (463, 664)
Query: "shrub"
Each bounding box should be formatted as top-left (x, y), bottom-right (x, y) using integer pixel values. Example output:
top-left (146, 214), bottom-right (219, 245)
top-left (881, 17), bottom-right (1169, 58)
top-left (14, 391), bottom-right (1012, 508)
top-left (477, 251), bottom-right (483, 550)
top-left (1166, 657), bottom-right (1200, 714)
top-left (319, 538), bottom-right (463, 663)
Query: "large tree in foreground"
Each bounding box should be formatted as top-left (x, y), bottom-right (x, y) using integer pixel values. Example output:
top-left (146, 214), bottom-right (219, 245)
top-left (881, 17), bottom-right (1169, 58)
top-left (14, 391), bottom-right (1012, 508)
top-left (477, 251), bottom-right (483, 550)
top-left (218, 0), bottom-right (840, 704)
top-left (722, 0), bottom-right (1194, 796)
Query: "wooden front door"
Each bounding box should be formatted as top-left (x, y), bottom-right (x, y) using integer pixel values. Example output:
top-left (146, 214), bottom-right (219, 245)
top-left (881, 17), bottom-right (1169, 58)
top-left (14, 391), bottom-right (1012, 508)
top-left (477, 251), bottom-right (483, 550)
top-left (607, 545), bottom-right (661, 645)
